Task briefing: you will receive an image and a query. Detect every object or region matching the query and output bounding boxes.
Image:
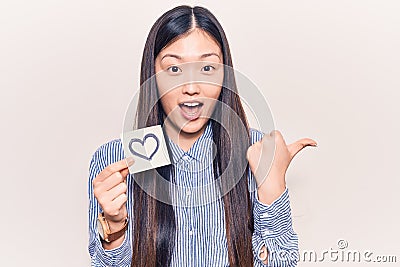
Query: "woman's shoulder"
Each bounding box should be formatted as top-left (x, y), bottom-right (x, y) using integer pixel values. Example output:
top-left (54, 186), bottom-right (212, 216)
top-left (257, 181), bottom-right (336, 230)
top-left (91, 138), bottom-right (125, 170)
top-left (249, 127), bottom-right (265, 144)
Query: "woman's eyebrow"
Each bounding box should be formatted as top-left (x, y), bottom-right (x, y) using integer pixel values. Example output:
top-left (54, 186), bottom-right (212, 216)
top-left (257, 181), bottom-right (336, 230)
top-left (200, 52), bottom-right (221, 60)
top-left (161, 54), bottom-right (182, 61)
top-left (161, 52), bottom-right (221, 62)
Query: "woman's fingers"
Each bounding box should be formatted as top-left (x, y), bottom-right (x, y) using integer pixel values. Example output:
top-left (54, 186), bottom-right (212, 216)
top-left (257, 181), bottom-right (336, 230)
top-left (95, 171), bottom-right (125, 192)
top-left (110, 193), bottom-right (128, 216)
top-left (93, 158), bottom-right (133, 190)
top-left (101, 195), bottom-right (128, 220)
top-left (92, 158), bottom-right (134, 222)
top-left (246, 135), bottom-right (275, 186)
top-left (96, 158), bottom-right (134, 182)
top-left (120, 168), bottom-right (130, 179)
top-left (94, 173), bottom-right (128, 220)
top-left (107, 182), bottom-right (128, 202)
top-left (100, 183), bottom-right (128, 216)
top-left (287, 138), bottom-right (317, 160)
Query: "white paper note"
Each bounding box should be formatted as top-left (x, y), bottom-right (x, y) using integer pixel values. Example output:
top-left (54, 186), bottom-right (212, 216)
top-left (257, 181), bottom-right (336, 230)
top-left (121, 125), bottom-right (171, 174)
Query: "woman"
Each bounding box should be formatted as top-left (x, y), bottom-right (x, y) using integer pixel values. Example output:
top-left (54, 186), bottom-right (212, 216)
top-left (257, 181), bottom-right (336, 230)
top-left (88, 5), bottom-right (316, 267)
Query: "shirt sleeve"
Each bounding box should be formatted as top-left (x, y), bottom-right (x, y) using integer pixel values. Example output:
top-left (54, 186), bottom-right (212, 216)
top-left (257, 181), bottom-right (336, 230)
top-left (251, 187), bottom-right (299, 266)
top-left (88, 141), bottom-right (133, 267)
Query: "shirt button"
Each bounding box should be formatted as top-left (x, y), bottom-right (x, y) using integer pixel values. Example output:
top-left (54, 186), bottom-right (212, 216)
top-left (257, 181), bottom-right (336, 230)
top-left (186, 189), bottom-right (191, 196)
top-left (189, 230), bottom-right (194, 236)
top-left (182, 155), bottom-right (191, 161)
top-left (264, 229), bottom-right (272, 235)
top-left (260, 212), bottom-right (269, 218)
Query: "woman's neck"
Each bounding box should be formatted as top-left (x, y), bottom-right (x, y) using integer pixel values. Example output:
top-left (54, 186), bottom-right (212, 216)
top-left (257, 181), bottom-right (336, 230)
top-left (164, 120), bottom-right (207, 152)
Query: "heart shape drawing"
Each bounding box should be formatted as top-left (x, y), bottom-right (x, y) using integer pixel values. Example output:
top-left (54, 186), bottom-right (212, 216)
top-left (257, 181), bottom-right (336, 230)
top-left (128, 133), bottom-right (160, 161)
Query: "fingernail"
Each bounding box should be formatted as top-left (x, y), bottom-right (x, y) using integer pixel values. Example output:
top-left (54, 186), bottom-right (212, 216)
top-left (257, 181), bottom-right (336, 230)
top-left (126, 157), bottom-right (135, 166)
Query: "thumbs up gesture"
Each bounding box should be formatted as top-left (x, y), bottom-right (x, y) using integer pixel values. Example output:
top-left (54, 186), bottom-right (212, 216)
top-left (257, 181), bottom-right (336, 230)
top-left (246, 130), bottom-right (317, 205)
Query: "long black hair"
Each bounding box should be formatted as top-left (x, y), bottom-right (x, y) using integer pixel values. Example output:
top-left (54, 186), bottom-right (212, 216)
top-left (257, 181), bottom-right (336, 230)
top-left (132, 5), bottom-right (253, 266)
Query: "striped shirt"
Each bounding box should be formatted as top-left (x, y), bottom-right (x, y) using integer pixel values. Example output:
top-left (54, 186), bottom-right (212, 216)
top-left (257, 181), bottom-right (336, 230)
top-left (88, 122), bottom-right (299, 266)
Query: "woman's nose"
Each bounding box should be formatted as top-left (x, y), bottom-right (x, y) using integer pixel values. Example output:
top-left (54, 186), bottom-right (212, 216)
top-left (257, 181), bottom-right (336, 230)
top-left (182, 82), bottom-right (200, 95)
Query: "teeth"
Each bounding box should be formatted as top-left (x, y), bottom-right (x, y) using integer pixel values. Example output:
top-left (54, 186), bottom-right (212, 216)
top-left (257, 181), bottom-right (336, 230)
top-left (183, 102), bottom-right (200, 107)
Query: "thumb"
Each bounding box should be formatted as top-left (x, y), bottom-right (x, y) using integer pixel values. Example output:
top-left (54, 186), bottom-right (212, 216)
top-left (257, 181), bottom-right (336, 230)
top-left (287, 138), bottom-right (317, 160)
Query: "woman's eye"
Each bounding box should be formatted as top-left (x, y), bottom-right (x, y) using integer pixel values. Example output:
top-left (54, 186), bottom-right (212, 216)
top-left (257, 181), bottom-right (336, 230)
top-left (202, 65), bottom-right (215, 72)
top-left (167, 66), bottom-right (182, 73)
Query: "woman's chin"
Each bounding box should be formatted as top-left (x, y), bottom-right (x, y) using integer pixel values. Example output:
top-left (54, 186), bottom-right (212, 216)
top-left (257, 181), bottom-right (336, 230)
top-left (179, 118), bottom-right (209, 135)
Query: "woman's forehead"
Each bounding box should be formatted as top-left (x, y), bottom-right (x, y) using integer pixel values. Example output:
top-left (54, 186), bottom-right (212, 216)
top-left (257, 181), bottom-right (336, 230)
top-left (158, 29), bottom-right (222, 61)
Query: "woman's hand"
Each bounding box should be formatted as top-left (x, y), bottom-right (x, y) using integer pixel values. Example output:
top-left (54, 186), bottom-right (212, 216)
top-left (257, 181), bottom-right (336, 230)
top-left (92, 158), bottom-right (134, 231)
top-left (246, 130), bottom-right (317, 205)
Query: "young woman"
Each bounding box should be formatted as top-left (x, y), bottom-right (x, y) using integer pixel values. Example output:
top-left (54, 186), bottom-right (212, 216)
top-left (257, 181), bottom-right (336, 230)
top-left (88, 5), bottom-right (316, 267)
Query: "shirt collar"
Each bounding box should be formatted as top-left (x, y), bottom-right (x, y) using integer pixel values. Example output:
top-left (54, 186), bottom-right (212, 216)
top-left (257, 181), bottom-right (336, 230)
top-left (167, 121), bottom-right (214, 164)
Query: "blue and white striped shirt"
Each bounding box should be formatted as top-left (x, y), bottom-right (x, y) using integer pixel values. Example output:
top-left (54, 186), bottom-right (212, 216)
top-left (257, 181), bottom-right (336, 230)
top-left (88, 122), bottom-right (299, 266)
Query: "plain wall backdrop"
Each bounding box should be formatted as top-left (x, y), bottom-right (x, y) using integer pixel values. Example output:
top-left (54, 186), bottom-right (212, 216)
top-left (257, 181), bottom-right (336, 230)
top-left (1, 0), bottom-right (399, 266)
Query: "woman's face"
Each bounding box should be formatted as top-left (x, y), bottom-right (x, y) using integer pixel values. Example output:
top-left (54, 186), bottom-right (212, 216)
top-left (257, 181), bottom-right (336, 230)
top-left (155, 29), bottom-right (223, 137)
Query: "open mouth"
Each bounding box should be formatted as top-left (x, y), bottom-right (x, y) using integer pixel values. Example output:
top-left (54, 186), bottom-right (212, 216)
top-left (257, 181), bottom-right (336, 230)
top-left (179, 101), bottom-right (204, 121)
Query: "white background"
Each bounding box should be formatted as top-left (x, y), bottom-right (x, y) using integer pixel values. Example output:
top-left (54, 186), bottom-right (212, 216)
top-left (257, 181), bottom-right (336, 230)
top-left (1, 0), bottom-right (399, 266)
